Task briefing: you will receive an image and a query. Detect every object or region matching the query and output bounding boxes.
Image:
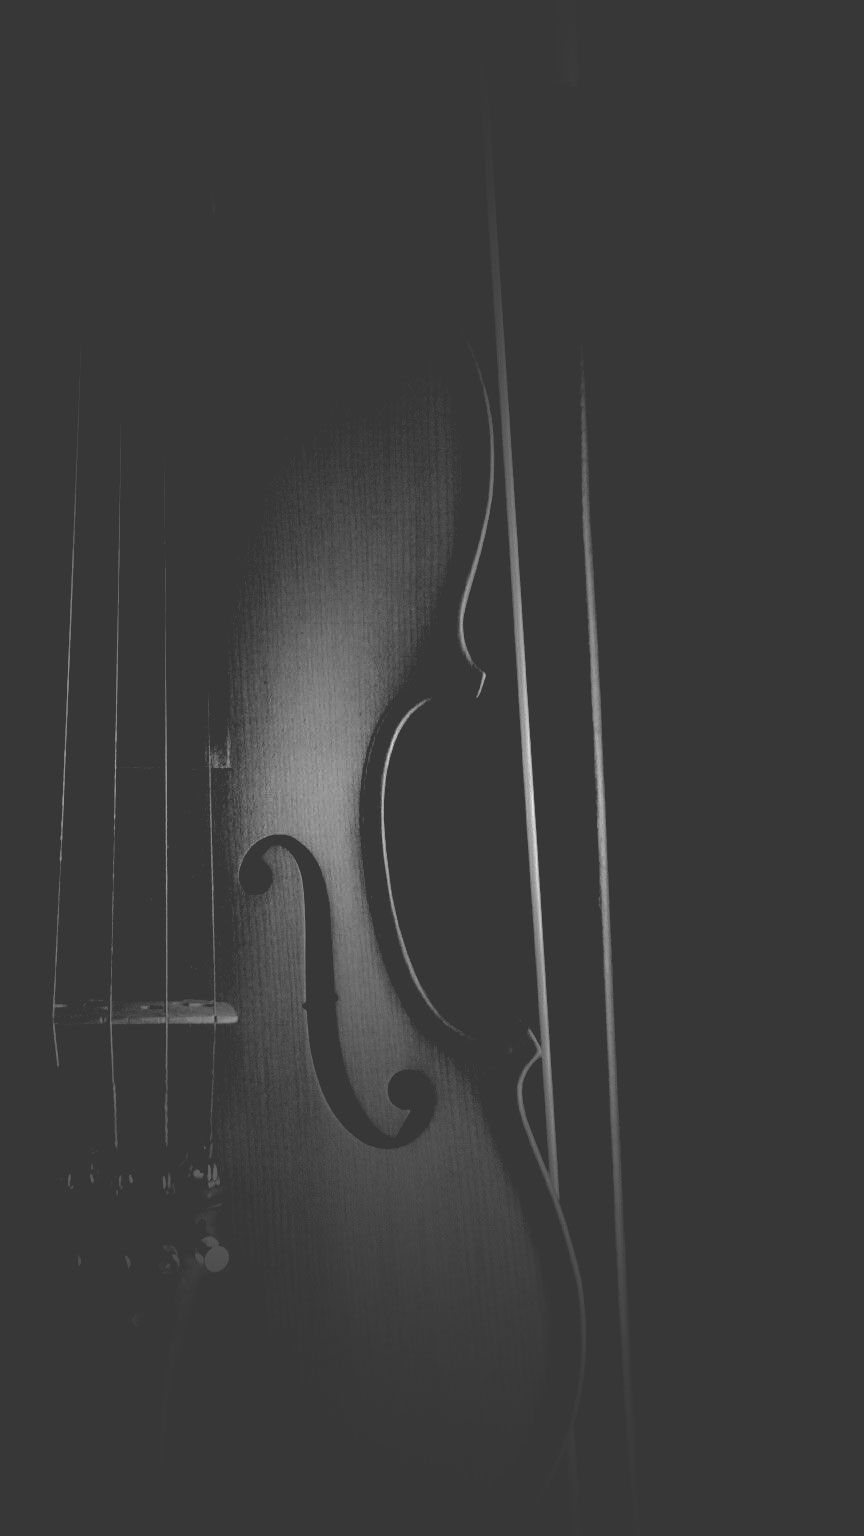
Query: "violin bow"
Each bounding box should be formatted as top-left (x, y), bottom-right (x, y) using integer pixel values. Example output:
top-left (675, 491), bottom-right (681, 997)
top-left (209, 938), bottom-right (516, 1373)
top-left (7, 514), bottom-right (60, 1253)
top-left (480, 24), bottom-right (641, 1530)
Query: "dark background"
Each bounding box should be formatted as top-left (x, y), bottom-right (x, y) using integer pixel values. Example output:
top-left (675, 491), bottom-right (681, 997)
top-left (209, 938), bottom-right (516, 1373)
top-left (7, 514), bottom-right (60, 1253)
top-left (9, 3), bottom-right (857, 1532)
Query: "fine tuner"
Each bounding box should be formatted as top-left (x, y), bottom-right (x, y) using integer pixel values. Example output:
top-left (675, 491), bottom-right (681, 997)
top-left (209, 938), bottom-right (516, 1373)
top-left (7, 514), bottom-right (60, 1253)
top-left (62, 1148), bottom-right (230, 1312)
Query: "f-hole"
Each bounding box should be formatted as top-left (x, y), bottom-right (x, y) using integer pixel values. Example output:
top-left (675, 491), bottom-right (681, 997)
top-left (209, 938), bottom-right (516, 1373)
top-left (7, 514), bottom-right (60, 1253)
top-left (238, 834), bottom-right (435, 1149)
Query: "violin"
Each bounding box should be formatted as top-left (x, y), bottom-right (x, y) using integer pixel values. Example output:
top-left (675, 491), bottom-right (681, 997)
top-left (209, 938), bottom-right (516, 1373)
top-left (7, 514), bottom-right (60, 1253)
top-left (30, 7), bottom-right (637, 1534)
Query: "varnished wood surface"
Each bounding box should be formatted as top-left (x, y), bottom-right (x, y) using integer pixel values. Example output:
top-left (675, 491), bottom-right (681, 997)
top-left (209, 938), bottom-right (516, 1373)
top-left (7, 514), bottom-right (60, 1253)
top-left (173, 342), bottom-right (584, 1530)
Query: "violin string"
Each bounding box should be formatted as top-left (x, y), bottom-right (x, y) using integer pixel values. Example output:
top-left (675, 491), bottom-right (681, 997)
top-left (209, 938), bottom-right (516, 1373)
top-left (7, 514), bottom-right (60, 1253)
top-left (162, 464), bottom-right (170, 1159)
top-left (106, 426), bottom-right (123, 1153)
top-left (206, 690), bottom-right (218, 1160)
top-left (579, 352), bottom-right (640, 1535)
top-left (51, 349), bottom-right (83, 1072)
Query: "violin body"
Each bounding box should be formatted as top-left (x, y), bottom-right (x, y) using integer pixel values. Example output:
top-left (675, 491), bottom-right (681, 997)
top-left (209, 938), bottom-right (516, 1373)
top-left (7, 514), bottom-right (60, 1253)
top-left (157, 343), bottom-right (582, 1531)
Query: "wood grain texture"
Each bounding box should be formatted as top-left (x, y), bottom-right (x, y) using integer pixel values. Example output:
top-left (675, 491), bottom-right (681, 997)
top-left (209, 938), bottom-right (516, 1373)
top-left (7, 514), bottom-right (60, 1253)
top-left (154, 343), bottom-right (584, 1532)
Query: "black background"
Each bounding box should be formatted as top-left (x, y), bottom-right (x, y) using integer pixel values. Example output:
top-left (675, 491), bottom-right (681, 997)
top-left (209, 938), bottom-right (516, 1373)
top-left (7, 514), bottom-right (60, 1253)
top-left (8, 3), bottom-right (857, 1533)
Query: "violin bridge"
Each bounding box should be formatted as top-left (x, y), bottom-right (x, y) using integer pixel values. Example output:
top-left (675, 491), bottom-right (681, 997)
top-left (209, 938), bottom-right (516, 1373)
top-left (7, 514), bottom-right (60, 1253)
top-left (53, 999), bottom-right (240, 1028)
